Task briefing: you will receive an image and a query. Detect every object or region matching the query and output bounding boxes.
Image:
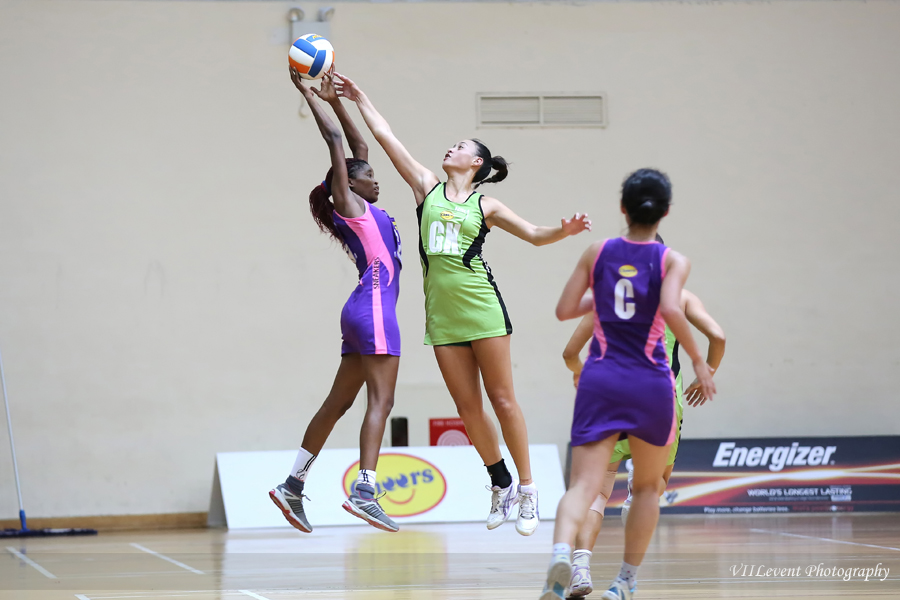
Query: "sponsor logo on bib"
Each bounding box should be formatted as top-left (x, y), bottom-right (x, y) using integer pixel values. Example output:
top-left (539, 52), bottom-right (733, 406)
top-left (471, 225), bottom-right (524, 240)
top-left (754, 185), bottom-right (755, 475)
top-left (343, 454), bottom-right (447, 517)
top-left (440, 210), bottom-right (455, 221)
top-left (618, 265), bottom-right (638, 278)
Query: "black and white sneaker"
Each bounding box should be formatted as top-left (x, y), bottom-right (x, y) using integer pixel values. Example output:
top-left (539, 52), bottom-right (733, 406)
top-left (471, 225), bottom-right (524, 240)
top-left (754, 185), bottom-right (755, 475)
top-left (269, 482), bottom-right (312, 533)
top-left (342, 484), bottom-right (399, 532)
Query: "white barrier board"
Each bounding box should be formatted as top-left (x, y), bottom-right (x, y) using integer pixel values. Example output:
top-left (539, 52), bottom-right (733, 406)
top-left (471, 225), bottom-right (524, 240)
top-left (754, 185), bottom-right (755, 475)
top-left (214, 444), bottom-right (565, 529)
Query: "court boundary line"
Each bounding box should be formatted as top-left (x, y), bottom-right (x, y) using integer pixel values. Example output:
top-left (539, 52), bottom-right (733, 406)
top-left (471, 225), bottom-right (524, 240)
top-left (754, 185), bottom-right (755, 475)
top-left (5, 546), bottom-right (58, 579)
top-left (239, 591), bottom-right (272, 600)
top-left (74, 595), bottom-right (91, 600)
top-left (750, 528), bottom-right (900, 552)
top-left (129, 542), bottom-right (205, 574)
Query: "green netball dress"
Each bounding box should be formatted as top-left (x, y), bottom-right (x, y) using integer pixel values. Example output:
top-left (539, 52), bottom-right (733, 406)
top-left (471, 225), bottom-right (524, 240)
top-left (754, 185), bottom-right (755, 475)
top-left (416, 183), bottom-right (512, 345)
top-left (609, 325), bottom-right (684, 465)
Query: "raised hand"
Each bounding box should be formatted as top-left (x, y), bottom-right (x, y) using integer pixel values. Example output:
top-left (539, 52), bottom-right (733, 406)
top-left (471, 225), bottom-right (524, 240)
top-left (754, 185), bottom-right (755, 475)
top-left (290, 67), bottom-right (314, 98)
top-left (312, 73), bottom-right (339, 103)
top-left (561, 213), bottom-right (592, 237)
top-left (333, 72), bottom-right (362, 102)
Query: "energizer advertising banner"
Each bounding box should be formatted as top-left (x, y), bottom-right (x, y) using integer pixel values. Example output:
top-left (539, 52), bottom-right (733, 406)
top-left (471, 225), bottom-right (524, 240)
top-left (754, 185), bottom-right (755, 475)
top-left (650, 436), bottom-right (900, 514)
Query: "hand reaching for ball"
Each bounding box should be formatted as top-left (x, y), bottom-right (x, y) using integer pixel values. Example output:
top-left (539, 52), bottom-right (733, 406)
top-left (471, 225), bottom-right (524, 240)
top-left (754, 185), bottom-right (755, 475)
top-left (333, 72), bottom-right (363, 102)
top-left (315, 74), bottom-right (339, 103)
top-left (289, 67), bottom-right (314, 98)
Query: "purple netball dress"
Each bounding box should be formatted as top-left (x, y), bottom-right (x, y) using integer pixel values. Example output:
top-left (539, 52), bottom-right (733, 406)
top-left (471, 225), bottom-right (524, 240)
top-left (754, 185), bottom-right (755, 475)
top-left (332, 201), bottom-right (402, 356)
top-left (571, 237), bottom-right (676, 447)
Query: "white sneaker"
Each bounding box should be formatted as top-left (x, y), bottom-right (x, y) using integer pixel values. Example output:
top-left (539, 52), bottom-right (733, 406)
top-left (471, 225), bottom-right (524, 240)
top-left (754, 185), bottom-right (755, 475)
top-left (568, 562), bottom-right (593, 597)
top-left (621, 460), bottom-right (634, 526)
top-left (600, 579), bottom-right (635, 600)
top-left (539, 553), bottom-right (572, 600)
top-left (516, 483), bottom-right (539, 536)
top-left (486, 482), bottom-right (518, 530)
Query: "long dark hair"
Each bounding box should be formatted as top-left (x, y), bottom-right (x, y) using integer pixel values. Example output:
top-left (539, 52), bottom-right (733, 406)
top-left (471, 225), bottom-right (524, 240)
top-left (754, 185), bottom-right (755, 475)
top-left (309, 158), bottom-right (369, 242)
top-left (621, 168), bottom-right (672, 225)
top-left (471, 139), bottom-right (509, 189)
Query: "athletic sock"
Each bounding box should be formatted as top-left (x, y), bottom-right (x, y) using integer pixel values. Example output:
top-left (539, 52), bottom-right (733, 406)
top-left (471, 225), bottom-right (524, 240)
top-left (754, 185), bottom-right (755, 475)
top-left (572, 549), bottom-right (592, 567)
top-left (552, 543), bottom-right (572, 560)
top-left (486, 459), bottom-right (513, 489)
top-left (290, 447), bottom-right (316, 482)
top-left (356, 470), bottom-right (377, 499)
top-left (616, 561), bottom-right (639, 589)
top-left (284, 475), bottom-right (305, 496)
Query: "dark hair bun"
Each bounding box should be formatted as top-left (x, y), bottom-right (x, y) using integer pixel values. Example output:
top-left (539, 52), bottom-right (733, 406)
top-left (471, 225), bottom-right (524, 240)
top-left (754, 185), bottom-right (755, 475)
top-left (621, 169), bottom-right (672, 225)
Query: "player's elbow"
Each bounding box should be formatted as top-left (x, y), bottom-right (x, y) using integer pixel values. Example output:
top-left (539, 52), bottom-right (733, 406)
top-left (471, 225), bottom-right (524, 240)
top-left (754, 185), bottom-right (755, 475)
top-left (562, 348), bottom-right (577, 361)
top-left (660, 304), bottom-right (682, 323)
top-left (556, 304), bottom-right (575, 321)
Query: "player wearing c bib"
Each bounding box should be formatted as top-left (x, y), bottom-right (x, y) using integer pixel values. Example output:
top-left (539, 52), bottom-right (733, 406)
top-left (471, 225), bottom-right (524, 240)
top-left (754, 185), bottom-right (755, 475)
top-left (562, 279), bottom-right (726, 598)
top-left (337, 72), bottom-right (591, 536)
top-left (269, 71), bottom-right (401, 535)
top-left (541, 169), bottom-right (716, 600)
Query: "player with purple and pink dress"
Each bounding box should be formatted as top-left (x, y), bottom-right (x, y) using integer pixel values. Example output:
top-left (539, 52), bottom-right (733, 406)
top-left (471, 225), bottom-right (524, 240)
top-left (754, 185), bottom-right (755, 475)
top-left (269, 70), bottom-right (401, 535)
top-left (571, 237), bottom-right (677, 450)
top-left (333, 201), bottom-right (402, 357)
top-left (541, 169), bottom-right (717, 600)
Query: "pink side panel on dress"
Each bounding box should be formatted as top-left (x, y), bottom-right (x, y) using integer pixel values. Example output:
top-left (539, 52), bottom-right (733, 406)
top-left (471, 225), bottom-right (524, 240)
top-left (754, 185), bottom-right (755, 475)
top-left (590, 239), bottom-right (609, 358)
top-left (342, 204), bottom-right (394, 354)
top-left (666, 369), bottom-right (677, 445)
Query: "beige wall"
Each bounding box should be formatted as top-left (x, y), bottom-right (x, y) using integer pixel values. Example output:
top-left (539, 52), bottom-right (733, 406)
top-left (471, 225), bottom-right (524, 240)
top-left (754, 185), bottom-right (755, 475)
top-left (0, 0), bottom-right (898, 518)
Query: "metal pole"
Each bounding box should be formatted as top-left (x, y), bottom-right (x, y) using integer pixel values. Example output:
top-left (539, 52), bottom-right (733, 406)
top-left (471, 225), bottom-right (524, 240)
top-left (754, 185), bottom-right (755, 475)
top-left (0, 345), bottom-right (27, 530)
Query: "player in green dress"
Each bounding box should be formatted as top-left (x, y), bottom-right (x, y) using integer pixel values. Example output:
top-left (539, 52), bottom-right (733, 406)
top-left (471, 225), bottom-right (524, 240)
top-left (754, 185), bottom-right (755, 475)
top-left (561, 286), bottom-right (726, 597)
top-left (336, 73), bottom-right (591, 535)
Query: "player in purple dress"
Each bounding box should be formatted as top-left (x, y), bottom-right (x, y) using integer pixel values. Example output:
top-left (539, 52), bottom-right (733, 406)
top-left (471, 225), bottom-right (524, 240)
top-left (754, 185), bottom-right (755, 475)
top-left (540, 169), bottom-right (716, 600)
top-left (269, 70), bottom-right (402, 533)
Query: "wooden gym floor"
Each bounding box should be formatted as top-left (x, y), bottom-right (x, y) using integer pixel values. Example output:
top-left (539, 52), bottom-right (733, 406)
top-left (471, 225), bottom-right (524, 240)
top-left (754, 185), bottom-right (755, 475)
top-left (2, 513), bottom-right (899, 599)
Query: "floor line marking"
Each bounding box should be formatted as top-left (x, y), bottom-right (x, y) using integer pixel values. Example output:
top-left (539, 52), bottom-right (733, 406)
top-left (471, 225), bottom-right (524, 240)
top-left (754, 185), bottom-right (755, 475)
top-left (5, 546), bottom-right (58, 579)
top-left (74, 595), bottom-right (91, 600)
top-left (239, 592), bottom-right (272, 600)
top-left (750, 528), bottom-right (900, 552)
top-left (129, 542), bottom-right (205, 574)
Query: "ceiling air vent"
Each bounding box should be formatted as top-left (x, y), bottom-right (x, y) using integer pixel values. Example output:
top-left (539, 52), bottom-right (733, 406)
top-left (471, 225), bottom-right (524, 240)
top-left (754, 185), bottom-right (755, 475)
top-left (478, 93), bottom-right (607, 128)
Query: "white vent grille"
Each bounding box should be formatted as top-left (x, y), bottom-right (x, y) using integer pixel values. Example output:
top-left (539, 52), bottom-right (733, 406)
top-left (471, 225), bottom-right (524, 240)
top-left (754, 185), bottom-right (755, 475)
top-left (478, 93), bottom-right (607, 128)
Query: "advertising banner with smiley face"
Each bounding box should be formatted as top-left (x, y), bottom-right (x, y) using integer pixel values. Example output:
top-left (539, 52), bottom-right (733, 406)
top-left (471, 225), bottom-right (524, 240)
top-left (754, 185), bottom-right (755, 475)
top-left (213, 444), bottom-right (566, 529)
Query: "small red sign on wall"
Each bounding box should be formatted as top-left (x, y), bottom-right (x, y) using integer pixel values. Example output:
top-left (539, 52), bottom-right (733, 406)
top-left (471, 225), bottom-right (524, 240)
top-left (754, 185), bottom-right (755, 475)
top-left (429, 418), bottom-right (472, 446)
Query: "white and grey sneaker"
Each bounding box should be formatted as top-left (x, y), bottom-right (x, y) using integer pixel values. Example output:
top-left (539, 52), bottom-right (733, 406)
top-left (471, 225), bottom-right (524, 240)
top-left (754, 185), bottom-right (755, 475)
top-left (516, 483), bottom-right (539, 536)
top-left (269, 483), bottom-right (312, 533)
top-left (568, 556), bottom-right (592, 597)
top-left (621, 459), bottom-right (634, 526)
top-left (342, 484), bottom-right (399, 533)
top-left (540, 553), bottom-right (573, 600)
top-left (600, 579), bottom-right (635, 600)
top-left (486, 482), bottom-right (518, 530)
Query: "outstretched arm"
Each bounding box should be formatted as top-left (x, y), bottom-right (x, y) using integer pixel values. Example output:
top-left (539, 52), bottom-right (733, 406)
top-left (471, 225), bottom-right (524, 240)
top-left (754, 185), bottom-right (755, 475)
top-left (334, 73), bottom-right (439, 205)
top-left (291, 69), bottom-right (363, 219)
top-left (482, 197), bottom-right (591, 246)
top-left (661, 252), bottom-right (716, 401)
top-left (563, 312), bottom-right (594, 389)
top-left (682, 289), bottom-right (726, 407)
top-left (315, 75), bottom-right (368, 161)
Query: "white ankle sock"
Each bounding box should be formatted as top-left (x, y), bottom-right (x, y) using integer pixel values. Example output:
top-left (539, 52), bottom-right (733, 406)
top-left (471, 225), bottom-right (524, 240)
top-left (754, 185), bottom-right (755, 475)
top-left (616, 561), bottom-right (639, 588)
top-left (518, 482), bottom-right (537, 494)
top-left (552, 543), bottom-right (572, 559)
top-left (573, 549), bottom-right (592, 566)
top-left (356, 469), bottom-right (377, 488)
top-left (290, 448), bottom-right (316, 482)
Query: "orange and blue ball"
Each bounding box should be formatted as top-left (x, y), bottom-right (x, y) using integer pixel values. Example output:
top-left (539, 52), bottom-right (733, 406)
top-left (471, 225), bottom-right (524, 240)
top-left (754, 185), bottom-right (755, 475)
top-left (289, 34), bottom-right (335, 80)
